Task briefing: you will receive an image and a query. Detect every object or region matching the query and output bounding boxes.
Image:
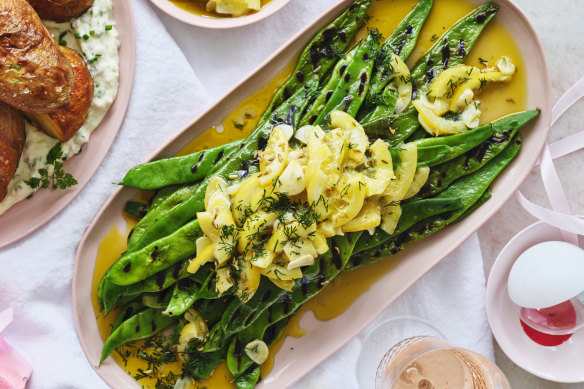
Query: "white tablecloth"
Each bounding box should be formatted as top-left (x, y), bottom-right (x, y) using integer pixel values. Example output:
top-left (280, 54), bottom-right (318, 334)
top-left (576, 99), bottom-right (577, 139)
top-left (0, 1), bottom-right (493, 387)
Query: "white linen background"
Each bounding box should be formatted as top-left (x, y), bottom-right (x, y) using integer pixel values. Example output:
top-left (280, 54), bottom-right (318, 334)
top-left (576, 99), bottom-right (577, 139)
top-left (0, 0), bottom-right (493, 388)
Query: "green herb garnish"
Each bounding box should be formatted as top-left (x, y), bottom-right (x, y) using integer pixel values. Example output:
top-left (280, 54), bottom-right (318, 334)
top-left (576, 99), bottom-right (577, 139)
top-left (24, 143), bottom-right (78, 190)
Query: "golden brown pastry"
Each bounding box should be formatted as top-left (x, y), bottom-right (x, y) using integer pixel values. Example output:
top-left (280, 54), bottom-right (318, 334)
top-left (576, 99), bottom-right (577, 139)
top-left (25, 46), bottom-right (94, 142)
top-left (0, 101), bottom-right (26, 202)
top-left (0, 0), bottom-right (74, 114)
top-left (26, 0), bottom-right (93, 22)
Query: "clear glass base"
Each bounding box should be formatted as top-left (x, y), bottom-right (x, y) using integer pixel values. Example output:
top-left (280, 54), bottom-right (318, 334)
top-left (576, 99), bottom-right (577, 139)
top-left (355, 317), bottom-right (445, 388)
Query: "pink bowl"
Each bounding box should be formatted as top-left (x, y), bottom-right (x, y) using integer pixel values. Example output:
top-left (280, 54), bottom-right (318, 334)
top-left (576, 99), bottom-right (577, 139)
top-left (486, 221), bottom-right (584, 383)
top-left (149, 0), bottom-right (292, 28)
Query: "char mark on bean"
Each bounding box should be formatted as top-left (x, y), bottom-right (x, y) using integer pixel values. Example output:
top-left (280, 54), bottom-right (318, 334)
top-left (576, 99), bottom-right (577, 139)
top-left (283, 87), bottom-right (291, 100)
top-left (286, 105), bottom-right (297, 125)
top-left (425, 59), bottom-right (435, 83)
top-left (257, 136), bottom-right (268, 151)
top-left (172, 264), bottom-right (181, 280)
top-left (469, 141), bottom-right (492, 163)
top-left (338, 30), bottom-right (348, 42)
top-left (214, 150), bottom-right (225, 165)
top-left (230, 305), bottom-right (243, 324)
top-left (390, 246), bottom-right (399, 255)
top-left (363, 52), bottom-right (369, 62)
top-left (323, 27), bottom-right (337, 41)
top-left (300, 276), bottom-right (309, 296)
top-left (344, 72), bottom-right (351, 83)
top-left (308, 114), bottom-right (317, 125)
top-left (282, 292), bottom-right (292, 314)
top-left (296, 71), bottom-right (305, 83)
top-left (151, 321), bottom-right (157, 332)
top-left (263, 324), bottom-right (277, 344)
top-left (339, 64), bottom-right (348, 76)
top-left (155, 271), bottom-right (166, 288)
top-left (190, 164), bottom-right (198, 174)
top-left (405, 24), bottom-right (413, 34)
top-left (441, 40), bottom-right (451, 68)
top-left (244, 311), bottom-right (256, 326)
top-left (309, 45), bottom-right (321, 65)
top-left (124, 263), bottom-right (131, 273)
top-left (151, 246), bottom-right (159, 261)
top-left (135, 325), bottom-right (140, 333)
top-left (325, 90), bottom-right (334, 103)
top-left (358, 72), bottom-right (368, 97)
top-left (457, 39), bottom-right (466, 58)
top-left (396, 232), bottom-right (413, 247)
top-left (261, 289), bottom-right (272, 303)
top-left (476, 12), bottom-right (487, 24)
top-left (198, 152), bottom-right (205, 162)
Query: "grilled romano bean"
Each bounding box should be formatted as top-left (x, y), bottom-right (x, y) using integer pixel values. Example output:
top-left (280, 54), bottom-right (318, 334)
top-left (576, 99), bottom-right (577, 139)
top-left (312, 32), bottom-right (380, 125)
top-left (119, 140), bottom-right (242, 190)
top-left (410, 2), bottom-right (499, 94)
top-left (127, 80), bottom-right (319, 252)
top-left (300, 45), bottom-right (359, 126)
top-left (100, 308), bottom-right (177, 363)
top-left (361, 105), bottom-right (419, 144)
top-left (416, 110), bottom-right (538, 198)
top-left (260, 0), bottom-right (371, 123)
top-left (108, 220), bottom-right (202, 286)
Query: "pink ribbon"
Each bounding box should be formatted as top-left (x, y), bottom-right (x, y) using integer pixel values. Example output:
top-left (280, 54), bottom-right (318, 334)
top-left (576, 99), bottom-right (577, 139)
top-left (515, 76), bottom-right (584, 244)
top-left (0, 308), bottom-right (32, 389)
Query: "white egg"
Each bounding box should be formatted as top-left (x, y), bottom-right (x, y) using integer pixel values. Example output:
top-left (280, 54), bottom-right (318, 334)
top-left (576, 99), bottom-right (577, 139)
top-left (508, 241), bottom-right (584, 309)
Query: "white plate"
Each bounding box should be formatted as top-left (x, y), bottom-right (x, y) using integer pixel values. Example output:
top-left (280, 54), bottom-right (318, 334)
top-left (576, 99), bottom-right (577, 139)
top-left (486, 220), bottom-right (584, 383)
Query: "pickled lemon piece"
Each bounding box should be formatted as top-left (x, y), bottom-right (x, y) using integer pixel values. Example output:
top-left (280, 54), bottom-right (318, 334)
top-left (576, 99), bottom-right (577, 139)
top-left (278, 159), bottom-right (305, 195)
top-left (231, 173), bottom-right (264, 226)
top-left (341, 198), bottom-right (381, 233)
top-left (386, 54), bottom-right (413, 114)
top-left (206, 0), bottom-right (260, 17)
top-left (187, 237), bottom-right (215, 274)
top-left (267, 277), bottom-right (295, 291)
top-left (245, 339), bottom-right (269, 365)
top-left (262, 259), bottom-right (303, 280)
top-left (428, 64), bottom-right (479, 100)
top-left (384, 142), bottom-right (417, 201)
top-left (324, 128), bottom-right (347, 169)
top-left (259, 126), bottom-right (289, 186)
top-left (413, 98), bottom-right (467, 136)
top-left (449, 57), bottom-right (515, 112)
top-left (381, 203), bottom-right (402, 235)
top-left (329, 110), bottom-right (369, 165)
top-left (362, 139), bottom-right (394, 196)
top-left (403, 166), bottom-right (430, 200)
top-left (330, 172), bottom-right (366, 227)
top-left (205, 175), bottom-right (228, 209)
top-left (236, 259), bottom-right (261, 302)
top-left (216, 266), bottom-right (234, 296)
top-left (178, 308), bottom-right (208, 354)
top-left (310, 231), bottom-right (329, 255)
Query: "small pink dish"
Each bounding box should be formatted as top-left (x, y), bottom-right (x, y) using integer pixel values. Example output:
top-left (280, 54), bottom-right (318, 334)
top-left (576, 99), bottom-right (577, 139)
top-left (149, 0), bottom-right (291, 28)
top-left (486, 220), bottom-right (584, 383)
top-left (0, 2), bottom-right (136, 249)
